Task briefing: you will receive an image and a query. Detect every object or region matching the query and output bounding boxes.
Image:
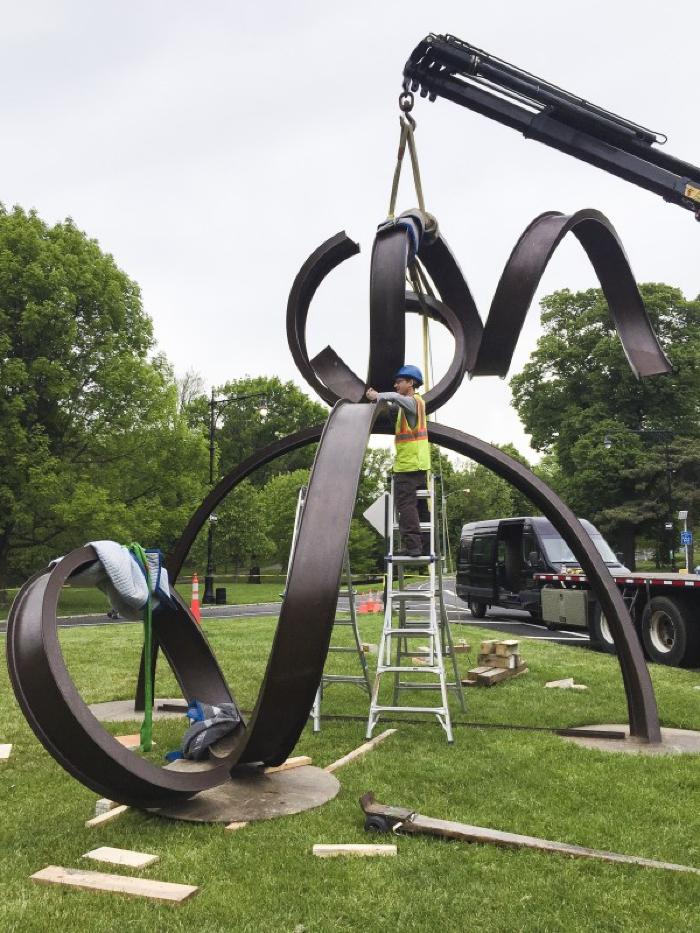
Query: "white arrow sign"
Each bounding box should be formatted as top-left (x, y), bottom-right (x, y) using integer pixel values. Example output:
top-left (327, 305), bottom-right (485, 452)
top-left (363, 493), bottom-right (388, 537)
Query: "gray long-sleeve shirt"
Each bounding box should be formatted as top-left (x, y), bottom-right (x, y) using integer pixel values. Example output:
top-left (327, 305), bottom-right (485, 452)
top-left (375, 392), bottom-right (418, 428)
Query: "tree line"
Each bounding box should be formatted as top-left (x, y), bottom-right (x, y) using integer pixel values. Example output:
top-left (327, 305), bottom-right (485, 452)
top-left (2, 203), bottom-right (698, 584)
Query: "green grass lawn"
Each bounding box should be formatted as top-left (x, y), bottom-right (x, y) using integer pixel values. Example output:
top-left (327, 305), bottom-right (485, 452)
top-left (2, 612), bottom-right (700, 931)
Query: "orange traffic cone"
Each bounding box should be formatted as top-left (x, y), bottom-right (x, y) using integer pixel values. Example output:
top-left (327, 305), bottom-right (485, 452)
top-left (357, 593), bottom-right (371, 615)
top-left (191, 573), bottom-right (201, 624)
top-left (368, 591), bottom-right (383, 613)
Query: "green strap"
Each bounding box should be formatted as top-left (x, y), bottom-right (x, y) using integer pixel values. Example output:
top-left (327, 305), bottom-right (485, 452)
top-left (128, 542), bottom-right (154, 752)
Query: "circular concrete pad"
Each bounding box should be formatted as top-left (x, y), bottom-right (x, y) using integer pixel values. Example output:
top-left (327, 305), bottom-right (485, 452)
top-left (89, 698), bottom-right (188, 722)
top-left (148, 765), bottom-right (340, 823)
top-left (561, 724), bottom-right (700, 755)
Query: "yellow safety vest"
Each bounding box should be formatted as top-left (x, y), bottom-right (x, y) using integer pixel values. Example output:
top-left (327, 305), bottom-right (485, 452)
top-left (394, 394), bottom-right (430, 473)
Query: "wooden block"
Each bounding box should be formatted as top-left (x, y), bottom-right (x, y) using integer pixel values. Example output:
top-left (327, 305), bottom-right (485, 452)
top-left (0, 744), bottom-right (12, 760)
top-left (479, 654), bottom-right (517, 670)
top-left (475, 664), bottom-right (528, 686)
top-left (83, 847), bottom-right (159, 869)
top-left (545, 678), bottom-right (575, 689)
top-left (312, 844), bottom-right (397, 858)
top-left (85, 804), bottom-right (129, 827)
top-left (114, 734), bottom-right (156, 749)
top-left (325, 729), bottom-right (397, 773)
top-left (264, 755), bottom-right (312, 774)
top-left (467, 666), bottom-right (493, 677)
top-left (31, 866), bottom-right (198, 903)
top-left (495, 640), bottom-right (519, 657)
top-left (452, 642), bottom-right (471, 654)
top-left (476, 667), bottom-right (512, 686)
top-left (480, 640), bottom-right (496, 654)
top-left (225, 821), bottom-right (249, 832)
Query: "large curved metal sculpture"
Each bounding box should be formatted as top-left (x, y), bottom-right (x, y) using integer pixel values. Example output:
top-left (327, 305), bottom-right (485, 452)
top-left (7, 203), bottom-right (668, 808)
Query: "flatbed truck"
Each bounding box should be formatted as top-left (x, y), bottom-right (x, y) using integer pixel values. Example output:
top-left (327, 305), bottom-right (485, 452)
top-left (456, 516), bottom-right (700, 667)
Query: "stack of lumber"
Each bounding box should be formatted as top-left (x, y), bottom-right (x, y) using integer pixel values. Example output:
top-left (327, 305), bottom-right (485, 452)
top-left (462, 640), bottom-right (528, 687)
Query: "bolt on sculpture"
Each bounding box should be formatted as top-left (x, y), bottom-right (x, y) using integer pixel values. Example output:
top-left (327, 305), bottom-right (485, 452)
top-left (6, 126), bottom-right (671, 809)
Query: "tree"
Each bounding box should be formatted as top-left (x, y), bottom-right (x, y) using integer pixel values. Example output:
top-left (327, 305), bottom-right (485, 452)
top-left (182, 376), bottom-right (328, 489)
top-left (0, 205), bottom-right (207, 582)
top-left (210, 480), bottom-right (275, 572)
top-left (438, 444), bottom-right (535, 561)
top-left (259, 469), bottom-right (310, 569)
top-left (510, 284), bottom-right (700, 567)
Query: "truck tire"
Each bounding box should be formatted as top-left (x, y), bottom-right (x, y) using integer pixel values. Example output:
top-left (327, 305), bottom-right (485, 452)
top-left (640, 596), bottom-right (700, 667)
top-left (588, 605), bottom-right (617, 655)
top-left (470, 599), bottom-right (487, 619)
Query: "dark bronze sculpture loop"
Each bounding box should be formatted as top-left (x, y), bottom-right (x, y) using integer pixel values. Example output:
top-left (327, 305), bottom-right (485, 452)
top-left (472, 209), bottom-right (671, 378)
top-left (7, 196), bottom-right (667, 809)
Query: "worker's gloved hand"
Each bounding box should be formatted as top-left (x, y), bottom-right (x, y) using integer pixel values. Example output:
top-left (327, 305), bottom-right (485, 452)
top-left (366, 387), bottom-right (379, 402)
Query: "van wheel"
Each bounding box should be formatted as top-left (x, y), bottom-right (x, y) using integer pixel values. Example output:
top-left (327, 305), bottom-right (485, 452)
top-left (470, 599), bottom-right (487, 619)
top-left (641, 597), bottom-right (700, 667)
top-left (588, 605), bottom-right (617, 655)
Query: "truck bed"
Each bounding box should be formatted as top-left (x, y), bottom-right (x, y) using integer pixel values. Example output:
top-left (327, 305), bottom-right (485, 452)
top-left (535, 571), bottom-right (700, 588)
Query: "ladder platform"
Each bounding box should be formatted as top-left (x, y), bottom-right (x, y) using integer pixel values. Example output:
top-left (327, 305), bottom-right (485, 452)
top-left (387, 555), bottom-right (435, 564)
top-left (377, 665), bottom-right (442, 675)
top-left (391, 590), bottom-right (432, 600)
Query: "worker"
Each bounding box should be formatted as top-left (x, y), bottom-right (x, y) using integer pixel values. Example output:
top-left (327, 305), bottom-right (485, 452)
top-left (366, 365), bottom-right (430, 557)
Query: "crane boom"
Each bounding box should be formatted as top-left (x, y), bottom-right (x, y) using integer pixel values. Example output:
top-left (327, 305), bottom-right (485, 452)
top-left (404, 34), bottom-right (700, 216)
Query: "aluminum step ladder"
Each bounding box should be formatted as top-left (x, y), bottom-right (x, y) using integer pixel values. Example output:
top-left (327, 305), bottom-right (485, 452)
top-left (285, 486), bottom-right (371, 732)
top-left (366, 474), bottom-right (464, 743)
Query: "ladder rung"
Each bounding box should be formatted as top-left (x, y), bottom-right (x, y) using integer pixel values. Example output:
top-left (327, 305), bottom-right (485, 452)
top-left (338, 589), bottom-right (356, 596)
top-left (376, 665), bottom-right (441, 674)
top-left (415, 490), bottom-right (431, 498)
top-left (331, 619), bottom-right (356, 626)
top-left (390, 590), bottom-right (432, 600)
top-left (382, 627), bottom-right (435, 636)
top-left (392, 522), bottom-right (432, 530)
top-left (327, 646), bottom-right (362, 653)
top-left (322, 674), bottom-right (369, 684)
top-left (394, 681), bottom-right (461, 690)
top-left (370, 704), bottom-right (448, 714)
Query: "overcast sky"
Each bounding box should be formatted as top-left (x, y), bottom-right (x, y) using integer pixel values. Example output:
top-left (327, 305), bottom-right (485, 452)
top-left (2, 1), bottom-right (698, 460)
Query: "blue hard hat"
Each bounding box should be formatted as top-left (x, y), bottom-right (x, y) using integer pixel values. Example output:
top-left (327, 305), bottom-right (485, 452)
top-left (395, 365), bottom-right (423, 387)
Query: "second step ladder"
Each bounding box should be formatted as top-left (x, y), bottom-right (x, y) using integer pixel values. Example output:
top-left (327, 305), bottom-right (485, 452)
top-left (366, 475), bottom-right (465, 743)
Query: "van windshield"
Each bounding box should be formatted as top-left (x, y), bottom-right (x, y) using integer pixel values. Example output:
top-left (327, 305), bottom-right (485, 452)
top-left (541, 534), bottom-right (618, 565)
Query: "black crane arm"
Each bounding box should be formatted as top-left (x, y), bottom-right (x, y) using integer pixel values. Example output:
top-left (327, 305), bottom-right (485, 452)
top-left (404, 34), bottom-right (700, 217)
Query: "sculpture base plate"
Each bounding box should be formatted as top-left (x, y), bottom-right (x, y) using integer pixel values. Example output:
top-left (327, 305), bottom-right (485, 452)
top-left (148, 765), bottom-right (340, 823)
top-left (89, 698), bottom-right (187, 722)
top-left (560, 724), bottom-right (700, 755)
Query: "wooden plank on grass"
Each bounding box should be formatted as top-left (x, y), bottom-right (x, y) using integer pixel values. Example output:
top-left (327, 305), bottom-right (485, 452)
top-left (114, 734), bottom-right (155, 749)
top-left (31, 866), bottom-right (198, 903)
top-left (83, 847), bottom-right (159, 869)
top-left (0, 744), bottom-right (12, 759)
top-left (224, 821), bottom-right (249, 832)
top-left (313, 844), bottom-right (397, 858)
top-left (324, 729), bottom-right (397, 773)
top-left (264, 755), bottom-right (312, 774)
top-left (85, 804), bottom-right (129, 827)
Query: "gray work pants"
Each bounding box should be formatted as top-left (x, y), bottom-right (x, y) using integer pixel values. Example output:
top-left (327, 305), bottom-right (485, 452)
top-left (394, 470), bottom-right (428, 553)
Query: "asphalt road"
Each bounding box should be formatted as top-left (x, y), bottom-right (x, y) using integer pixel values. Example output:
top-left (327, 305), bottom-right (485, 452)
top-left (0, 577), bottom-right (591, 648)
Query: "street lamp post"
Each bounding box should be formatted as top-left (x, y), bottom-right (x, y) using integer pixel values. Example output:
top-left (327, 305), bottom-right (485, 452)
top-left (603, 428), bottom-right (676, 572)
top-left (203, 388), bottom-right (268, 604)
